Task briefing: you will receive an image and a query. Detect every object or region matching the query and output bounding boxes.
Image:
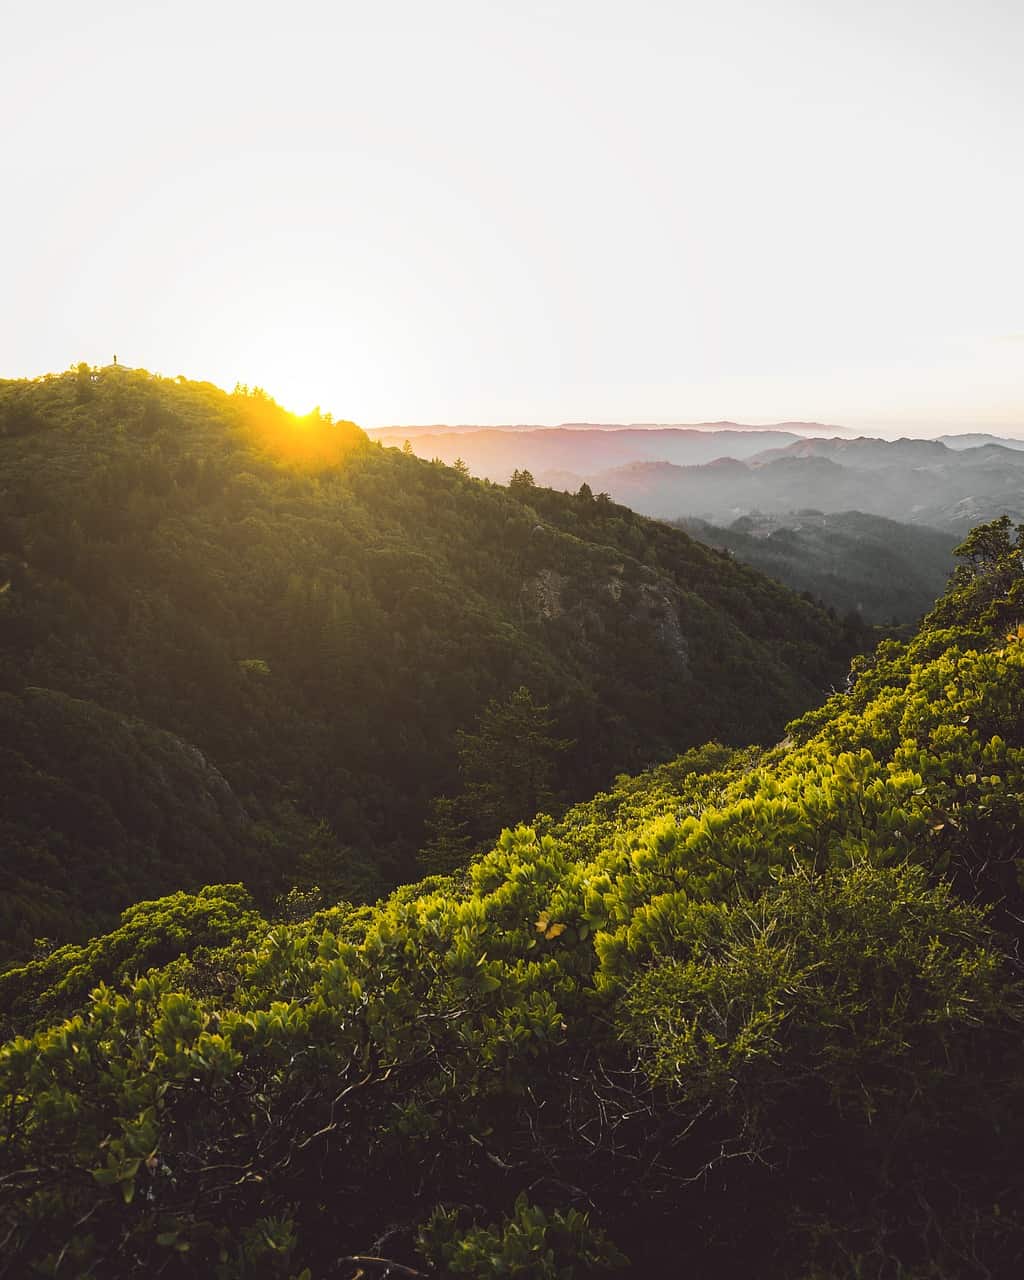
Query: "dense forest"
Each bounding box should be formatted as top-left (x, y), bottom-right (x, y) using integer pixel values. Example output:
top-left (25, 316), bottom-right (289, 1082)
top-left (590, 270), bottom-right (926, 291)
top-left (1, 500), bottom-right (1023, 1276)
top-left (0, 367), bottom-right (862, 957)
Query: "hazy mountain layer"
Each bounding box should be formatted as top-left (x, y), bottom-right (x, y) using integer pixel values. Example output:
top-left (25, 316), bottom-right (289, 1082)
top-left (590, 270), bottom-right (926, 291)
top-left (939, 431), bottom-right (1024, 450)
top-left (545, 437), bottom-right (1024, 530)
top-left (368, 425), bottom-right (807, 478)
top-left (676, 511), bottom-right (958, 623)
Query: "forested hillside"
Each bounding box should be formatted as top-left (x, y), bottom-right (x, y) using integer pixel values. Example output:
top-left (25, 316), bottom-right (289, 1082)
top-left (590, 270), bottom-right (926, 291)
top-left (1, 518), bottom-right (1022, 1278)
top-left (0, 367), bottom-right (859, 956)
top-left (676, 510), bottom-right (957, 623)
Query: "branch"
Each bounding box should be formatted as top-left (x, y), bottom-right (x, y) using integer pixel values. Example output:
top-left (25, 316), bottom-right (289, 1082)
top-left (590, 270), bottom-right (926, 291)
top-left (338, 1258), bottom-right (427, 1278)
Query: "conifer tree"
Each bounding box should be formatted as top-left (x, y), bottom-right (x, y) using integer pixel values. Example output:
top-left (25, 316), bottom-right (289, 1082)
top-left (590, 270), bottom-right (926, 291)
top-left (456, 686), bottom-right (572, 834)
top-left (417, 795), bottom-right (474, 874)
top-left (509, 468), bottom-right (536, 492)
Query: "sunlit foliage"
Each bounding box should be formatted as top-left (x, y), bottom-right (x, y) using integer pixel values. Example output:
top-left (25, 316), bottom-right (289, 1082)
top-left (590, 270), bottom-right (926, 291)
top-left (232, 383), bottom-right (365, 471)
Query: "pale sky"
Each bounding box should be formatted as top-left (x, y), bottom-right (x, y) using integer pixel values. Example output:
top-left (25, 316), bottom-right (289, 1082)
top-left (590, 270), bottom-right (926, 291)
top-left (2, 0), bottom-right (1021, 433)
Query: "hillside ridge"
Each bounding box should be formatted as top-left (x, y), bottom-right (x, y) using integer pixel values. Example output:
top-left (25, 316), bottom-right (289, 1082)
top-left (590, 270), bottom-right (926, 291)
top-left (0, 365), bottom-right (860, 955)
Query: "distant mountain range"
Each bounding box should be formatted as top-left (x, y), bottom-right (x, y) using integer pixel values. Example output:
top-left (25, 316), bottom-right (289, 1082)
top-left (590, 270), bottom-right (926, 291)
top-left (369, 426), bottom-right (817, 476)
top-left (372, 420), bottom-right (857, 441)
top-left (566, 438), bottom-right (1024, 530)
top-left (939, 433), bottom-right (1024, 451)
top-left (381, 430), bottom-right (1017, 533)
top-left (369, 427), bottom-right (1024, 532)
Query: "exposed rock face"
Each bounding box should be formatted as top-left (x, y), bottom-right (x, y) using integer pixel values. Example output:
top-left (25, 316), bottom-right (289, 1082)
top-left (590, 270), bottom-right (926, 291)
top-left (525, 562), bottom-right (690, 675)
top-left (641, 585), bottom-right (689, 671)
top-left (149, 734), bottom-right (249, 829)
top-left (529, 568), bottom-right (567, 620)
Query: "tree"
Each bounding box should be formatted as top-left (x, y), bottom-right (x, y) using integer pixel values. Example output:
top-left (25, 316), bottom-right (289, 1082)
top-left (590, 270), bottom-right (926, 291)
top-left (417, 795), bottom-right (474, 874)
top-left (937, 515), bottom-right (1024, 624)
top-left (74, 362), bottom-right (95, 403)
top-left (509, 468), bottom-right (536, 493)
top-left (456, 686), bottom-right (572, 835)
top-left (953, 514), bottom-right (1020, 579)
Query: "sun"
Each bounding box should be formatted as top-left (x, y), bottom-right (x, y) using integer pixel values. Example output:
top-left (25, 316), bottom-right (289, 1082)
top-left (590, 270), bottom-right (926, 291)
top-left (212, 327), bottom-right (371, 427)
top-left (231, 382), bottom-right (366, 470)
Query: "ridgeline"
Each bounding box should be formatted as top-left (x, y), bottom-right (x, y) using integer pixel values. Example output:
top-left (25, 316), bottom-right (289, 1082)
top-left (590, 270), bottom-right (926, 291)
top-left (0, 365), bottom-right (860, 956)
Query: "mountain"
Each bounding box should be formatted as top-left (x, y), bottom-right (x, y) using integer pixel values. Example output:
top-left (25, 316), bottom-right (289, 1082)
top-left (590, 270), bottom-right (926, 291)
top-left (366, 425), bottom-right (809, 479)
top-left (0, 366), bottom-right (861, 957)
top-left (370, 419), bottom-right (854, 445)
top-left (676, 511), bottom-right (958, 623)
top-left (2, 518), bottom-right (1022, 1277)
top-left (551, 437), bottom-right (1024, 530)
top-left (939, 431), bottom-right (1024, 450)
top-left (748, 435), bottom-right (952, 466)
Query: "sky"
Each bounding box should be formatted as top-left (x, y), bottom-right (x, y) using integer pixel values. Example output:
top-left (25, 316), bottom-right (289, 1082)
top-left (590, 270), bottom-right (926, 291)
top-left (2, 0), bottom-right (1021, 434)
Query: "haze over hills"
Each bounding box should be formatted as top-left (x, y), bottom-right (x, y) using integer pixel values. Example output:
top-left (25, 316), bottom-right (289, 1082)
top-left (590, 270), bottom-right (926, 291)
top-left (368, 426), bottom-right (812, 480)
top-left (676, 511), bottom-right (959, 624)
top-left (939, 432), bottom-right (1024, 450)
top-left (369, 426), bottom-right (1024, 534)
top-left (371, 423), bottom-right (1024, 452)
top-left (372, 420), bottom-right (858, 442)
top-left (748, 436), bottom-right (953, 466)
top-left (536, 438), bottom-right (1024, 532)
top-left (436, 429), bottom-right (1020, 615)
